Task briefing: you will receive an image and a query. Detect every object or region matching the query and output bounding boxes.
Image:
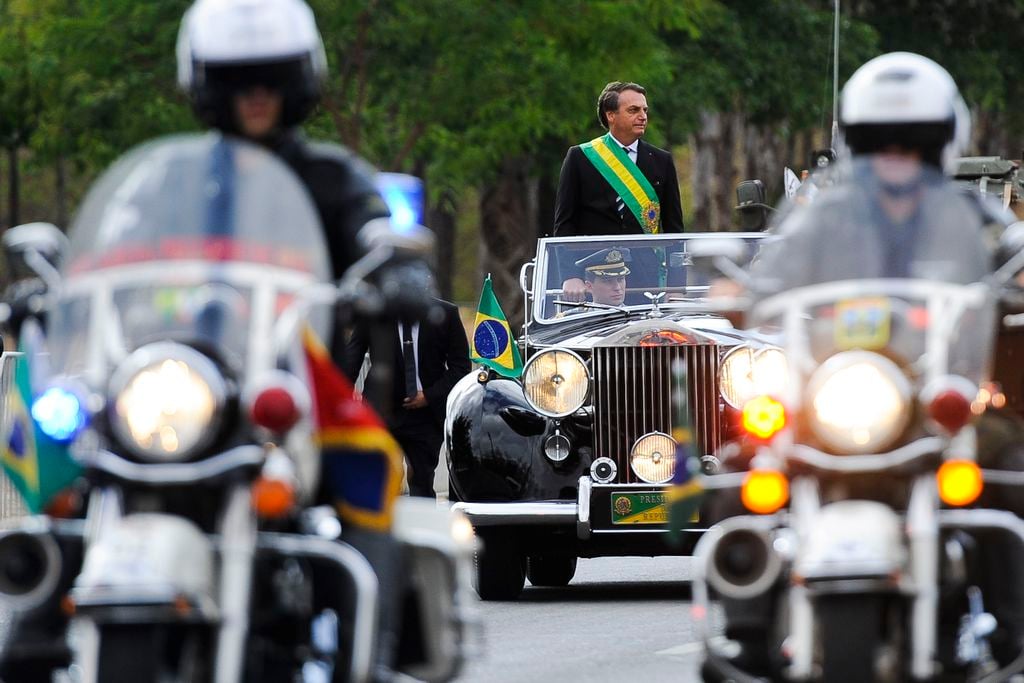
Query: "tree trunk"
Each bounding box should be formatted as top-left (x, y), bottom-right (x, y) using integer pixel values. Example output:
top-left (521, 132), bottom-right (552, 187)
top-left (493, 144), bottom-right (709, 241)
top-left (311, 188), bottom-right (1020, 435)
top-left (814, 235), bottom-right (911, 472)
top-left (536, 174), bottom-right (557, 239)
top-left (713, 113), bottom-right (739, 231)
top-left (427, 190), bottom-right (457, 301)
top-left (478, 157), bottom-right (537, 330)
top-left (690, 111), bottom-right (718, 231)
top-left (743, 123), bottom-right (788, 205)
top-left (691, 110), bottom-right (740, 232)
top-left (6, 147), bottom-right (19, 228)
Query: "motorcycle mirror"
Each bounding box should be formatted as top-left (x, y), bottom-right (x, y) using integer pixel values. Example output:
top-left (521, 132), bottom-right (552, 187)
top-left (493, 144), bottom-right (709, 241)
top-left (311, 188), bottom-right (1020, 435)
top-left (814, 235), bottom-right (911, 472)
top-left (734, 180), bottom-right (770, 232)
top-left (994, 221), bottom-right (1024, 286)
top-left (808, 148), bottom-right (836, 171)
top-left (357, 217), bottom-right (436, 259)
top-left (2, 223), bottom-right (68, 286)
top-left (686, 238), bottom-right (752, 289)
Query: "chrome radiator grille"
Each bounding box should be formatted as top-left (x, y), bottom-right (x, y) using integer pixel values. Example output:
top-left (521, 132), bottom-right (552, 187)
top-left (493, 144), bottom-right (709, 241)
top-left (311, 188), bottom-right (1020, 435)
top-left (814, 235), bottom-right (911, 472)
top-left (592, 345), bottom-right (720, 484)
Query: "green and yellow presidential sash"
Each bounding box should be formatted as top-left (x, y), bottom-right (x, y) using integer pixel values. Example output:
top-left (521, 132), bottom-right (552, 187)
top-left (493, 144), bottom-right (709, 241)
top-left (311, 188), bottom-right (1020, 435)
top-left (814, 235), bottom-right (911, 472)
top-left (580, 133), bottom-right (661, 234)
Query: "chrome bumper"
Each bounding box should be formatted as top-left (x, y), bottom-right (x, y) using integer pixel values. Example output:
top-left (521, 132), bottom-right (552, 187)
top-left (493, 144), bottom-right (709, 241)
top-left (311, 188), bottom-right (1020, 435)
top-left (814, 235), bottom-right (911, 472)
top-left (452, 477), bottom-right (594, 538)
top-left (451, 477), bottom-right (695, 541)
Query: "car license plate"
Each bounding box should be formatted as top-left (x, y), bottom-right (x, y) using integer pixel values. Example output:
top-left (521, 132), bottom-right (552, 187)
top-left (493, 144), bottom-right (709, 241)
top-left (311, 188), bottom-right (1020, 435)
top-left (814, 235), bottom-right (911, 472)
top-left (610, 491), bottom-right (700, 525)
top-left (611, 492), bottom-right (669, 525)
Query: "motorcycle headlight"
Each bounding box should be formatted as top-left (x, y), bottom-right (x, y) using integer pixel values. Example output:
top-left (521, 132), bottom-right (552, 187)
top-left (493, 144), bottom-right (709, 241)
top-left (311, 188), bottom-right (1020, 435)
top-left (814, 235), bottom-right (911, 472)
top-left (719, 346), bottom-right (788, 408)
top-left (522, 349), bottom-right (589, 418)
top-left (807, 351), bottom-right (911, 454)
top-left (109, 344), bottom-right (227, 462)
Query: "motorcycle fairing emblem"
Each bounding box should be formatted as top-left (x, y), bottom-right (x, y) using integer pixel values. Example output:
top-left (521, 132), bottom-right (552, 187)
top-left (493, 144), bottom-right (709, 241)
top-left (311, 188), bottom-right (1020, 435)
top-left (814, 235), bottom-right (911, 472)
top-left (834, 297), bottom-right (891, 350)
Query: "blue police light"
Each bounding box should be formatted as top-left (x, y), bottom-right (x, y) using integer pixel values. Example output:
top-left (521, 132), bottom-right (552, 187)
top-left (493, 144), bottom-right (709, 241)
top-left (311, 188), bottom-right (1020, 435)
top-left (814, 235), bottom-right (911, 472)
top-left (31, 386), bottom-right (87, 443)
top-left (376, 172), bottom-right (424, 235)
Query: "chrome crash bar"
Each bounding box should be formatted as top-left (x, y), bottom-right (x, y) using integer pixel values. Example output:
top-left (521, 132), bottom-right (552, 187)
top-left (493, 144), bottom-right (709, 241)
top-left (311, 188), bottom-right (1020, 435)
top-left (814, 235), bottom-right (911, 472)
top-left (72, 445), bottom-right (265, 485)
top-left (693, 508), bottom-right (1024, 682)
top-left (257, 532), bottom-right (380, 683)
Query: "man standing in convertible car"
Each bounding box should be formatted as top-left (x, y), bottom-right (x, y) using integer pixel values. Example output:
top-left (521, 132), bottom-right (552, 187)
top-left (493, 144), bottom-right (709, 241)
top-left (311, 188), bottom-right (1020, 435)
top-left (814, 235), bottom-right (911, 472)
top-left (175, 0), bottom-right (430, 678)
top-left (554, 81), bottom-right (684, 301)
top-left (724, 51), bottom-right (1024, 672)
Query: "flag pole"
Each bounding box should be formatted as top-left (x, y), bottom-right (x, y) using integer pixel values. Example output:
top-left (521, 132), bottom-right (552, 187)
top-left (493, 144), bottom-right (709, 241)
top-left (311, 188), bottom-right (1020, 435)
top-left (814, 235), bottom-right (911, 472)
top-left (831, 0), bottom-right (841, 149)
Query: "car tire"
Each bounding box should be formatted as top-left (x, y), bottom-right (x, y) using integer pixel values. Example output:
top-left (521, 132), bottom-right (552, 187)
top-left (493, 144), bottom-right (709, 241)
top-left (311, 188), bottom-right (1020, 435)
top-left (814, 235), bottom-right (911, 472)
top-left (526, 555), bottom-right (577, 587)
top-left (473, 534), bottom-right (525, 601)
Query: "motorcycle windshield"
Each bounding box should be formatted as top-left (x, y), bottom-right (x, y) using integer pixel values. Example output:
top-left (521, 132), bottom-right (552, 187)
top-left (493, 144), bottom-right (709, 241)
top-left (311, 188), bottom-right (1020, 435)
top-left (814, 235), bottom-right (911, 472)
top-left (751, 154), bottom-right (999, 384)
top-left (759, 281), bottom-right (993, 385)
top-left (49, 134), bottom-right (330, 381)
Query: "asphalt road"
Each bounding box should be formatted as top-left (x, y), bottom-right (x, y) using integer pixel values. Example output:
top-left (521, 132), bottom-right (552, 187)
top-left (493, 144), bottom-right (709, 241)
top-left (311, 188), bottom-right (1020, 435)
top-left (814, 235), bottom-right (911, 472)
top-left (454, 556), bottom-right (705, 683)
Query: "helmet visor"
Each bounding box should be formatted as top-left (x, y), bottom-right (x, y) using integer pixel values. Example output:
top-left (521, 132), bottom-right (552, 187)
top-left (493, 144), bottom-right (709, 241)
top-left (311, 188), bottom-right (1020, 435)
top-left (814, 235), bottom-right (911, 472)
top-left (844, 121), bottom-right (954, 165)
top-left (201, 58), bottom-right (309, 94)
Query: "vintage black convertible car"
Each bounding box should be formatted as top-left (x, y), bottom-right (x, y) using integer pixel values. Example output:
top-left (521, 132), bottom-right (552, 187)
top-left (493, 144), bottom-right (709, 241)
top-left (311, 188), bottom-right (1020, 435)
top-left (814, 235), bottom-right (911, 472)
top-left (447, 232), bottom-right (779, 599)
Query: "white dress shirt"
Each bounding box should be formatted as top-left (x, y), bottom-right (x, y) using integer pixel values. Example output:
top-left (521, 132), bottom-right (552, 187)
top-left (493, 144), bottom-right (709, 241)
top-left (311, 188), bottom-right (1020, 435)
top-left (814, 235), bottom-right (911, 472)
top-left (610, 135), bottom-right (639, 214)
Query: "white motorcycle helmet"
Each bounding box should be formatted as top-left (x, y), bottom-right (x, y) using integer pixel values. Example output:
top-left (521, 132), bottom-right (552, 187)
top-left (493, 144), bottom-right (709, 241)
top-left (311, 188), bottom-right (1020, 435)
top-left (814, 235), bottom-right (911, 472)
top-left (176, 0), bottom-right (328, 133)
top-left (839, 52), bottom-right (970, 173)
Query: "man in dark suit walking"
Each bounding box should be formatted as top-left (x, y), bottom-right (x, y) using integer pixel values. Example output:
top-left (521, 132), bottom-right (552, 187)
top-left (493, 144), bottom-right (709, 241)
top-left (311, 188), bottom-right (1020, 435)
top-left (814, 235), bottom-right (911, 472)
top-left (553, 81), bottom-right (685, 300)
top-left (343, 299), bottom-right (471, 498)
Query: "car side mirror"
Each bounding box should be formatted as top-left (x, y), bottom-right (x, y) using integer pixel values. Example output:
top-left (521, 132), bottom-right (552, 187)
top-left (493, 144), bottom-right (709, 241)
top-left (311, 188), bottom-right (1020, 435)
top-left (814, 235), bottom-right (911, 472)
top-left (734, 180), bottom-right (769, 231)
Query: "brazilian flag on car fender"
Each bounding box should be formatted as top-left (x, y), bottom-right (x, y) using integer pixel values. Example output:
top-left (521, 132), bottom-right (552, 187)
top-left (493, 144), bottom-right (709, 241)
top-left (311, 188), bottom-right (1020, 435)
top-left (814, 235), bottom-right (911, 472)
top-left (2, 326), bottom-right (82, 514)
top-left (470, 275), bottom-right (523, 378)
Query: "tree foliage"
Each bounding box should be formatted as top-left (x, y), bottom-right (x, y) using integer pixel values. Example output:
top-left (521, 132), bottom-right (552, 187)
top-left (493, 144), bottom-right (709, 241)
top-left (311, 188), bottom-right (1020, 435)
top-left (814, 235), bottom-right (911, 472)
top-left (3, 0), bottom-right (1024, 299)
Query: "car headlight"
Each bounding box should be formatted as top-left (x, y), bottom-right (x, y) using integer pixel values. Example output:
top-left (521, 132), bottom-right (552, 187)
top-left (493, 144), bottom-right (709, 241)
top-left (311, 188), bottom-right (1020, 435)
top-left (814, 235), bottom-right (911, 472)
top-left (719, 346), bottom-right (788, 408)
top-left (109, 344), bottom-right (227, 462)
top-left (630, 432), bottom-right (677, 484)
top-left (807, 351), bottom-right (911, 454)
top-left (522, 349), bottom-right (590, 418)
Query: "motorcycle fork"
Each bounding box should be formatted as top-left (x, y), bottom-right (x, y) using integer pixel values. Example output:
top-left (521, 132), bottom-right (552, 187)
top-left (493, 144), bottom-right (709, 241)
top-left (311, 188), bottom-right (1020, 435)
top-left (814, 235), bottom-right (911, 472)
top-left (907, 474), bottom-right (939, 680)
top-left (785, 474), bottom-right (938, 681)
top-left (786, 476), bottom-right (819, 680)
top-left (214, 484), bottom-right (257, 683)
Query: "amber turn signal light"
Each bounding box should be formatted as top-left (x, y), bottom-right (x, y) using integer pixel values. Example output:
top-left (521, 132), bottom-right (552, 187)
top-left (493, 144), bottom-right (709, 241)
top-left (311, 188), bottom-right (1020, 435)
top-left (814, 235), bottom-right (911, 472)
top-left (937, 459), bottom-right (983, 507)
top-left (741, 395), bottom-right (787, 440)
top-left (741, 469), bottom-right (789, 514)
top-left (251, 477), bottom-right (296, 518)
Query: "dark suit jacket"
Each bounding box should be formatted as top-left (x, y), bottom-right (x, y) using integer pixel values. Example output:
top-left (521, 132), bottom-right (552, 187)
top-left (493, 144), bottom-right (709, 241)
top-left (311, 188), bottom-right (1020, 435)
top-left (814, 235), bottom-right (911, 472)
top-left (553, 138), bottom-right (685, 236)
top-left (342, 299), bottom-right (472, 427)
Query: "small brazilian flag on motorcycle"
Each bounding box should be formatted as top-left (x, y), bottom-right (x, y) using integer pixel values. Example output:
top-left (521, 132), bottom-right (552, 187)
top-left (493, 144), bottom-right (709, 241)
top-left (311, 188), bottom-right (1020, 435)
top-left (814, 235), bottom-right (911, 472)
top-left (667, 359), bottom-right (705, 546)
top-left (471, 275), bottom-right (523, 378)
top-left (2, 325), bottom-right (82, 514)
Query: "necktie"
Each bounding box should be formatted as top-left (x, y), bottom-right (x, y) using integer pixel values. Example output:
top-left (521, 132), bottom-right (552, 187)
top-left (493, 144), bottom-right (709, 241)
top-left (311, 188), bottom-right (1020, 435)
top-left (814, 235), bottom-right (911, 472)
top-left (616, 146), bottom-right (632, 218)
top-left (401, 320), bottom-right (418, 399)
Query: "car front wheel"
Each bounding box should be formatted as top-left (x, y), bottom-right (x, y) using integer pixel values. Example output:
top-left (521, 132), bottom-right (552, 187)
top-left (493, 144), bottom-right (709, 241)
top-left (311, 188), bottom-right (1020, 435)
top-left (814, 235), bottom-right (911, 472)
top-left (473, 533), bottom-right (525, 600)
top-left (526, 555), bottom-right (577, 587)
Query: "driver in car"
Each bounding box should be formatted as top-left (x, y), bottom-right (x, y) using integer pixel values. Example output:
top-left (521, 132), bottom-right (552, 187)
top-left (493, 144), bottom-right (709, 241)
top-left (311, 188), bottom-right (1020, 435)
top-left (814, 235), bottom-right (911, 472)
top-left (577, 248), bottom-right (630, 306)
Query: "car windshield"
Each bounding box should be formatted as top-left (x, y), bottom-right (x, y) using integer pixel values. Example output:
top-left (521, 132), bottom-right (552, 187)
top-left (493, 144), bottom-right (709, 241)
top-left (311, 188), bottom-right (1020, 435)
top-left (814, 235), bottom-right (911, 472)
top-left (533, 233), bottom-right (764, 323)
top-left (48, 134), bottom-right (330, 384)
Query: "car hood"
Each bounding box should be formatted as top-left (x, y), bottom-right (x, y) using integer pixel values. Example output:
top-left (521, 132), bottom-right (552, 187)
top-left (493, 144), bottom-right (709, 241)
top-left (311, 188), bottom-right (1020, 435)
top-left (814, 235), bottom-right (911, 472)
top-left (525, 312), bottom-right (776, 350)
